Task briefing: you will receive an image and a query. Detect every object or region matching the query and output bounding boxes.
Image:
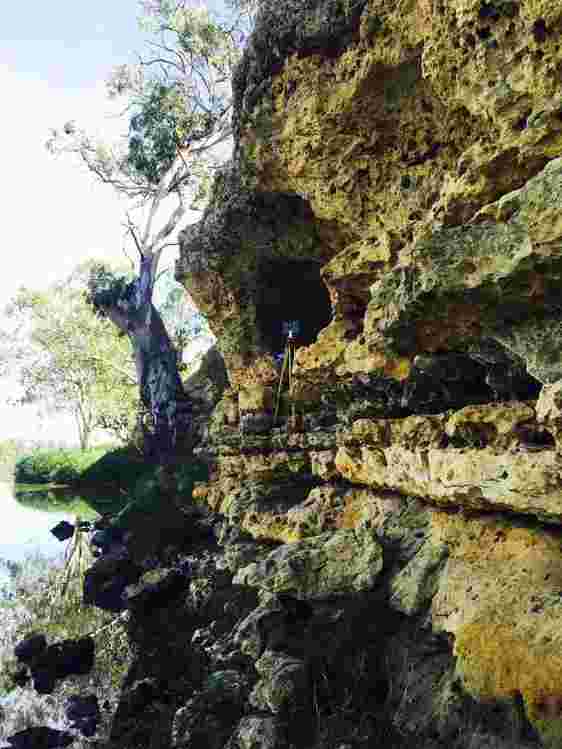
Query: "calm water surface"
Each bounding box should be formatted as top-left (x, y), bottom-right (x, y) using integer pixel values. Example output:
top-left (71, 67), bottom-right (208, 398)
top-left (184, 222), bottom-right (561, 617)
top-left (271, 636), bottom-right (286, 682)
top-left (0, 481), bottom-right (124, 574)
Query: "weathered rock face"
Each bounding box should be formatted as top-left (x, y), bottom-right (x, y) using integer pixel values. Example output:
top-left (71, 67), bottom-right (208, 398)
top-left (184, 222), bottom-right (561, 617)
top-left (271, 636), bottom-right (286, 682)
top-left (178, 0), bottom-right (562, 406)
top-left (184, 344), bottom-right (229, 443)
top-left (93, 1), bottom-right (562, 748)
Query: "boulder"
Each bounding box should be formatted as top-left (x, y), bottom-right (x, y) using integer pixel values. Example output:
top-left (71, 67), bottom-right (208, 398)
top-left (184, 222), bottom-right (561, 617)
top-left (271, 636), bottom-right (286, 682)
top-left (50, 521), bottom-right (75, 542)
top-left (84, 555), bottom-right (143, 612)
top-left (90, 526), bottom-right (126, 553)
top-left (172, 670), bottom-right (251, 749)
top-left (31, 637), bottom-right (95, 694)
top-left (66, 693), bottom-right (100, 737)
top-left (14, 633), bottom-right (47, 664)
top-left (234, 595), bottom-right (313, 659)
top-left (5, 727), bottom-right (74, 749)
top-left (123, 568), bottom-right (189, 612)
top-left (234, 527), bottom-right (383, 599)
top-left (249, 650), bottom-right (310, 715)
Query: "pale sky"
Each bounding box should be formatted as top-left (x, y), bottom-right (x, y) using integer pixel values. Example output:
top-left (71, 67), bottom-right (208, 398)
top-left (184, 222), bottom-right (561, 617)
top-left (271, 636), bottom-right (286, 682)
top-left (0, 1), bottom-right (226, 443)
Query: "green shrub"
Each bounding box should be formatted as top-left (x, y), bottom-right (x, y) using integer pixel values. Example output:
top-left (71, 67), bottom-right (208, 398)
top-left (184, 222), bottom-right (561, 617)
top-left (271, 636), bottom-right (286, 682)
top-left (14, 446), bottom-right (152, 488)
top-left (15, 447), bottom-right (109, 484)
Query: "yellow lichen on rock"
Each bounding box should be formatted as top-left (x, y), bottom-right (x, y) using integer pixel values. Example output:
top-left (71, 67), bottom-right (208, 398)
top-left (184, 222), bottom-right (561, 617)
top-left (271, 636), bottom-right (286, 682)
top-left (334, 404), bottom-right (562, 522)
top-left (292, 319), bottom-right (348, 373)
top-left (238, 384), bottom-right (274, 414)
top-left (428, 510), bottom-right (562, 743)
top-left (445, 402), bottom-right (536, 447)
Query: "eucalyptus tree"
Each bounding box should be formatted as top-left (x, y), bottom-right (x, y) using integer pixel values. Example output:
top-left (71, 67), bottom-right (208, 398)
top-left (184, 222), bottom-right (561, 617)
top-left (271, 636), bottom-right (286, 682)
top-left (46, 0), bottom-right (244, 456)
top-left (4, 278), bottom-right (139, 450)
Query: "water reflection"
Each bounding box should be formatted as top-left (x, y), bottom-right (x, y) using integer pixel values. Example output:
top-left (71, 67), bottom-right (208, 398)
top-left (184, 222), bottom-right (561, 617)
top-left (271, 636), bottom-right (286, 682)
top-left (0, 482), bottom-right (122, 567)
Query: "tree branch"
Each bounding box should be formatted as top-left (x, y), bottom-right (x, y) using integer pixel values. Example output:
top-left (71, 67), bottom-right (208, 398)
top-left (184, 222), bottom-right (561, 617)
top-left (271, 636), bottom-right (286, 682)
top-left (124, 213), bottom-right (145, 258)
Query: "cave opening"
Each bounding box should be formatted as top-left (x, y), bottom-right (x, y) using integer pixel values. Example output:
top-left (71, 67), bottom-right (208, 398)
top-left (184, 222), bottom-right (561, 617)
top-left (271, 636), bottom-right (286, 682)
top-left (255, 260), bottom-right (333, 356)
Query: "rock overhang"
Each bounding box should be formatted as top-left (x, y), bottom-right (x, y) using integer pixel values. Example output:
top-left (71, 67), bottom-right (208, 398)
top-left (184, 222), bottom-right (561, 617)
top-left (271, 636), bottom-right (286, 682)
top-left (178, 0), bottom-right (562, 406)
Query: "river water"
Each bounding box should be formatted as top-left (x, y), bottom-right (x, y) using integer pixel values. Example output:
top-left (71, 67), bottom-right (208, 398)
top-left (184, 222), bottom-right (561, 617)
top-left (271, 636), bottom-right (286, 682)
top-left (0, 483), bottom-right (81, 562)
top-left (0, 481), bottom-right (122, 595)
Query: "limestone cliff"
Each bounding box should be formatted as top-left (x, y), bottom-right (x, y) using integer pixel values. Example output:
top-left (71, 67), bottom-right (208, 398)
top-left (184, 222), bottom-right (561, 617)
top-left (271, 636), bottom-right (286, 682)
top-left (51, 3), bottom-right (562, 749)
top-left (172, 1), bottom-right (562, 747)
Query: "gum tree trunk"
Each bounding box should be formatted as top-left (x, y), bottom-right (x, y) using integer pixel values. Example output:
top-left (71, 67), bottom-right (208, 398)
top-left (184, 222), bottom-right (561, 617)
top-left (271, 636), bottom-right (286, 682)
top-left (93, 257), bottom-right (191, 459)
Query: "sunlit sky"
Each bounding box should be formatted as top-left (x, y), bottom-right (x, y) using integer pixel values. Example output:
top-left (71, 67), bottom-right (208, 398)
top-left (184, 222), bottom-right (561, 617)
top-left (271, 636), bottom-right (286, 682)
top-left (0, 1), bottom-right (224, 443)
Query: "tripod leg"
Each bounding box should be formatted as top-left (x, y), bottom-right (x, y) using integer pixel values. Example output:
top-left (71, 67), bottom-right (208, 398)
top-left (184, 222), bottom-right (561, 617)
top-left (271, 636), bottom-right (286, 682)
top-left (274, 346), bottom-right (289, 424)
top-left (288, 343), bottom-right (296, 431)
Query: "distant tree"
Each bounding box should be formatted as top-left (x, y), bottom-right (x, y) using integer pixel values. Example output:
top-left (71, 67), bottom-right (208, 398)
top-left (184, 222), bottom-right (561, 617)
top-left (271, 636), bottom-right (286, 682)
top-left (3, 273), bottom-right (139, 450)
top-left (46, 0), bottom-right (245, 457)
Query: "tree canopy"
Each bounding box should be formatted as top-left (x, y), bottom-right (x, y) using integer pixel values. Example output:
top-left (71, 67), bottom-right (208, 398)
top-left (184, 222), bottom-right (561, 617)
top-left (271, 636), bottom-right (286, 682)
top-left (3, 271), bottom-right (139, 449)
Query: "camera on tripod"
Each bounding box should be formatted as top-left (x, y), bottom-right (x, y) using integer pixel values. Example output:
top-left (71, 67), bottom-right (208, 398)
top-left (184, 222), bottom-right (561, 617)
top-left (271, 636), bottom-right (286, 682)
top-left (282, 320), bottom-right (301, 340)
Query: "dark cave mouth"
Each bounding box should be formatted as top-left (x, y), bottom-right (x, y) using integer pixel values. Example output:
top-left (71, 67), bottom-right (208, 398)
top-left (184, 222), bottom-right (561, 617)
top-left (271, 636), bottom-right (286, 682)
top-left (255, 260), bottom-right (333, 356)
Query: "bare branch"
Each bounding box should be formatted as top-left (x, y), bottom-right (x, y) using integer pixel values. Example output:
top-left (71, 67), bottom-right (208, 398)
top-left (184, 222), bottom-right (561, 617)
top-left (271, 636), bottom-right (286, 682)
top-left (138, 54), bottom-right (185, 75)
top-left (124, 213), bottom-right (145, 258)
top-left (121, 238), bottom-right (137, 270)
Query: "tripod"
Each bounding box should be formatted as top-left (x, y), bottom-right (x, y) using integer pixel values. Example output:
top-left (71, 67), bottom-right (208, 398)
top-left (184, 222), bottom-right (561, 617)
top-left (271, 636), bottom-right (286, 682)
top-left (274, 333), bottom-right (296, 426)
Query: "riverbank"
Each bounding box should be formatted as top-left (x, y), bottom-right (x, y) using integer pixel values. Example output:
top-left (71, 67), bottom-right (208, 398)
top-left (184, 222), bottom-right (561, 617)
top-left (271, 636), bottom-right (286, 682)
top-left (11, 447), bottom-right (209, 533)
top-left (14, 446), bottom-right (148, 488)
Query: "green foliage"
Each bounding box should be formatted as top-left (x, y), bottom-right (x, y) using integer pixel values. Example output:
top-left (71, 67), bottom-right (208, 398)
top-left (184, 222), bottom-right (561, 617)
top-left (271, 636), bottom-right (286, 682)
top-left (0, 440), bottom-right (17, 482)
top-left (14, 446), bottom-right (153, 491)
top-left (14, 447), bottom-right (110, 485)
top-left (128, 83), bottom-right (213, 184)
top-left (7, 263), bottom-right (138, 447)
top-left (111, 1), bottom-right (244, 186)
top-left (86, 263), bottom-right (136, 314)
top-left (3, 268), bottom-right (140, 448)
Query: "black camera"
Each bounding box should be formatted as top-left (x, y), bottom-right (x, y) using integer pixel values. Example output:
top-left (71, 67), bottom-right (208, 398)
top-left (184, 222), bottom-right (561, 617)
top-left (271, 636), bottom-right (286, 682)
top-left (282, 320), bottom-right (301, 339)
